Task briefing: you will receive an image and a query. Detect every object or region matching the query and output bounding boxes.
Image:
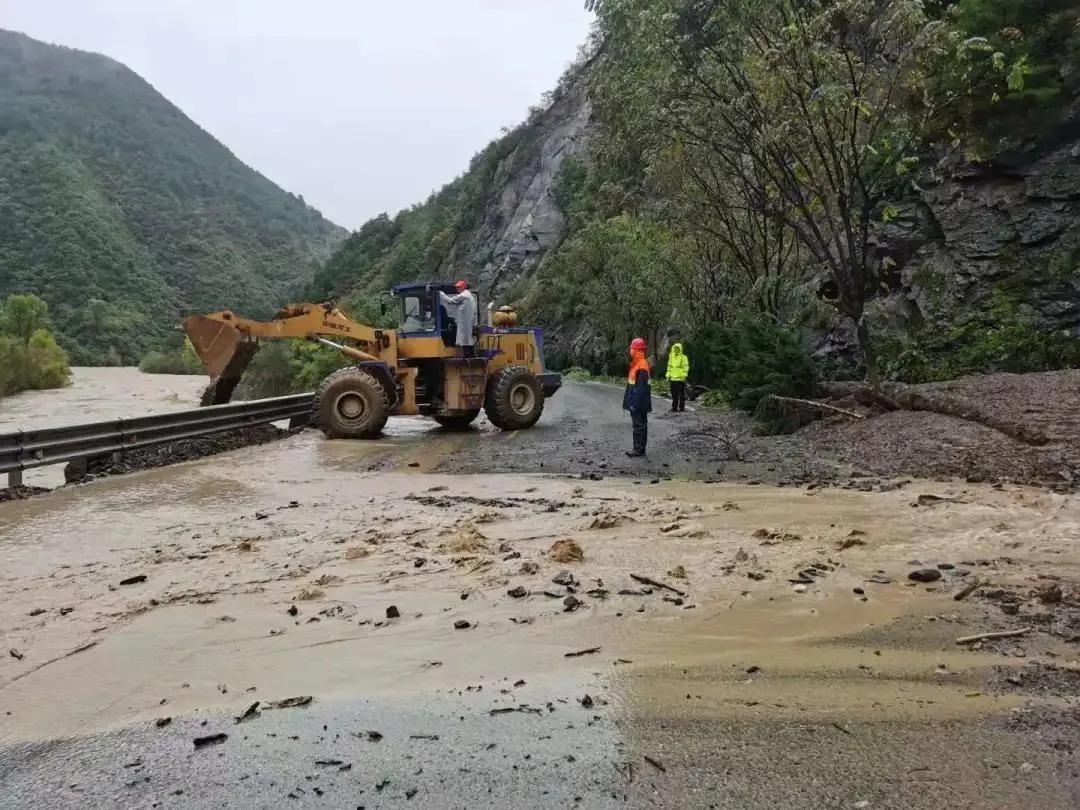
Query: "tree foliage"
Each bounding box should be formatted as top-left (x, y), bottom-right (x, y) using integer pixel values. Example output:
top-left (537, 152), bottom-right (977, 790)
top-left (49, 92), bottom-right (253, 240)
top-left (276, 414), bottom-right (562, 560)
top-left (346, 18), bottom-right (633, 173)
top-left (0, 294), bottom-right (70, 396)
top-left (0, 30), bottom-right (345, 364)
top-left (138, 338), bottom-right (203, 375)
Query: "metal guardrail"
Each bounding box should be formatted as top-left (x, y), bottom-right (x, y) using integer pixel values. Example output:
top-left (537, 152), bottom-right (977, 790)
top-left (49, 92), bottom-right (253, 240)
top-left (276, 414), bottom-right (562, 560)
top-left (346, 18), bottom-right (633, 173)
top-left (0, 394), bottom-right (314, 487)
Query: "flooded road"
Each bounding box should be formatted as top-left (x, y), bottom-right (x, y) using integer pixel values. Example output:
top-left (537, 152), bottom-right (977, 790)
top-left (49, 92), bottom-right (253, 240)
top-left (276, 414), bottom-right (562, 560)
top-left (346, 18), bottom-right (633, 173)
top-left (2, 411), bottom-right (1079, 807)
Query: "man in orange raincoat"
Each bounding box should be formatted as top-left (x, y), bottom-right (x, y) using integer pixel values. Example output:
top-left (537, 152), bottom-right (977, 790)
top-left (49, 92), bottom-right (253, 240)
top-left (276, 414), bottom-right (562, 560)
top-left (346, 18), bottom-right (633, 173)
top-left (622, 337), bottom-right (652, 457)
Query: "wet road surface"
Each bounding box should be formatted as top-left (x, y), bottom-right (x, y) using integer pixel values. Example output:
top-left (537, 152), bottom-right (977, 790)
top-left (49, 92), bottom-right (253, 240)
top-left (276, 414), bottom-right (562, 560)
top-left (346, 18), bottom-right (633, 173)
top-left (2, 374), bottom-right (1080, 807)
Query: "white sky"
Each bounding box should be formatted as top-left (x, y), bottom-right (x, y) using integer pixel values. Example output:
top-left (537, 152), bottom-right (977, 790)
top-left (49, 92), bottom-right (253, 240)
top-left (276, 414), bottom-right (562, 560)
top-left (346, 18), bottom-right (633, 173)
top-left (2, 0), bottom-right (594, 228)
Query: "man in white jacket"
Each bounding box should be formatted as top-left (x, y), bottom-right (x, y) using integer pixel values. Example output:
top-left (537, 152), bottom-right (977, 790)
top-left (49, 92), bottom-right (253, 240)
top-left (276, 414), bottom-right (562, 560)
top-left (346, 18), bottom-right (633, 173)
top-left (438, 280), bottom-right (479, 357)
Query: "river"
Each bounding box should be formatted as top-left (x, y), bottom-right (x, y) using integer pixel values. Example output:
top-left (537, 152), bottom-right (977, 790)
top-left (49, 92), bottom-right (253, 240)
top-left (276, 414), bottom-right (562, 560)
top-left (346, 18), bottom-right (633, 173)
top-left (0, 367), bottom-right (207, 487)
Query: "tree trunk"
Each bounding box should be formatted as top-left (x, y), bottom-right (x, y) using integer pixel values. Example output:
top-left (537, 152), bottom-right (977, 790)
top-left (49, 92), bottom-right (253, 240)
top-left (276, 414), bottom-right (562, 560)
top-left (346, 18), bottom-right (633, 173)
top-left (854, 317), bottom-right (879, 388)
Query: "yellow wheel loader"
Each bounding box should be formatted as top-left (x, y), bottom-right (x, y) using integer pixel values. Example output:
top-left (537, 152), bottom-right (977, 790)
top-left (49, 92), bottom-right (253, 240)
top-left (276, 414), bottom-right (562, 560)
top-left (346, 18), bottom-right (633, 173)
top-left (182, 282), bottom-right (561, 439)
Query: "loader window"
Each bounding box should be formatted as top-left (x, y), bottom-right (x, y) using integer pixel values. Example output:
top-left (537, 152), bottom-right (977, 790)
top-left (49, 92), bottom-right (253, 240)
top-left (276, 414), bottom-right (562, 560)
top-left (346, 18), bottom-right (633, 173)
top-left (401, 294), bottom-right (436, 333)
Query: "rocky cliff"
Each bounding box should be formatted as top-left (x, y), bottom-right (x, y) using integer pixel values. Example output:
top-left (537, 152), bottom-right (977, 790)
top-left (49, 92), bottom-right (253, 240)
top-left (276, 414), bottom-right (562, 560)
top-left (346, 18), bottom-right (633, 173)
top-left (882, 133), bottom-right (1080, 336)
top-left (437, 80), bottom-right (599, 298)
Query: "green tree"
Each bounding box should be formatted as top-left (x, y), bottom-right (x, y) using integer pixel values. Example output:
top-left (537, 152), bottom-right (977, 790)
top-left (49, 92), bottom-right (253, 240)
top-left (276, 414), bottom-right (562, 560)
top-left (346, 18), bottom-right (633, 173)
top-left (1, 294), bottom-right (50, 347)
top-left (592, 0), bottom-right (1005, 385)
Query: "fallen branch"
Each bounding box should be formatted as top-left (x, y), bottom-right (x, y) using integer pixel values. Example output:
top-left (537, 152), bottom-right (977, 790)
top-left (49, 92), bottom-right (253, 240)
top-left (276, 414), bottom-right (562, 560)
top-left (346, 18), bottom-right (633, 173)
top-left (953, 578), bottom-right (981, 602)
top-left (630, 574), bottom-right (686, 597)
top-left (761, 395), bottom-right (865, 420)
top-left (955, 627), bottom-right (1031, 645)
top-left (4, 640), bottom-right (98, 686)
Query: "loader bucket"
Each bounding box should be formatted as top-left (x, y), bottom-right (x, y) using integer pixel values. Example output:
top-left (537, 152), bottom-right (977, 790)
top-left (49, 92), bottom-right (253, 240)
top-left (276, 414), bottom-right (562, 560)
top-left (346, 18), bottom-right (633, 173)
top-left (182, 314), bottom-right (260, 405)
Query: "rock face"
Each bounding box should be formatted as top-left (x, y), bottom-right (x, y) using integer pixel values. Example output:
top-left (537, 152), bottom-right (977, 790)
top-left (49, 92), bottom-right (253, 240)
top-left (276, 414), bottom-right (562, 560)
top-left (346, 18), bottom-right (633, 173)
top-left (438, 79), bottom-right (599, 300)
top-left (879, 129), bottom-right (1080, 337)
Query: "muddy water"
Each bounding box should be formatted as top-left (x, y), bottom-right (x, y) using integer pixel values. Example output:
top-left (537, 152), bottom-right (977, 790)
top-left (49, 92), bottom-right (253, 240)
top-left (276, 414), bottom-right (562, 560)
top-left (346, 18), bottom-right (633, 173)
top-left (2, 426), bottom-right (1078, 745)
top-left (0, 367), bottom-right (208, 488)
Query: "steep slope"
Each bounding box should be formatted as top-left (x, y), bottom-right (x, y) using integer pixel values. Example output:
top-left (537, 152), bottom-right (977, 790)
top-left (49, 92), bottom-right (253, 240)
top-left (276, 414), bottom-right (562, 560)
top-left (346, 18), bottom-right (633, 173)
top-left (0, 30), bottom-right (345, 362)
top-left (313, 74), bottom-right (597, 306)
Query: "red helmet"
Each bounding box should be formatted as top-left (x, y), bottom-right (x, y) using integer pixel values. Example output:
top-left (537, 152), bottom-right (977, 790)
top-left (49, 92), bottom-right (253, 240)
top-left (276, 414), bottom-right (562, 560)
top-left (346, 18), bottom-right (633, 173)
top-left (454, 280), bottom-right (468, 291)
top-left (629, 337), bottom-right (647, 351)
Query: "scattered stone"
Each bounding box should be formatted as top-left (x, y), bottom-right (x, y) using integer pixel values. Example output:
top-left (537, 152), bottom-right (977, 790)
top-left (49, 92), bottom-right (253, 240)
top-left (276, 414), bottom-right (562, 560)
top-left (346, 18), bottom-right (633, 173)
top-left (853, 587), bottom-right (865, 596)
top-left (9, 649), bottom-right (23, 661)
top-left (746, 665), bottom-right (761, 674)
top-left (344, 546), bottom-right (370, 560)
top-left (297, 588), bottom-right (325, 601)
top-left (508, 586), bottom-right (528, 599)
top-left (549, 539), bottom-right (584, 563)
top-left (869, 575), bottom-right (893, 584)
top-left (235, 702), bottom-right (261, 723)
top-left (563, 595), bottom-right (583, 612)
top-left (119, 575), bottom-right (147, 586)
top-left (59, 607), bottom-right (73, 616)
top-left (454, 620), bottom-right (471, 630)
top-left (747, 571), bottom-right (766, 581)
top-left (386, 606), bottom-right (400, 619)
top-left (155, 717), bottom-right (172, 728)
top-left (937, 563), bottom-right (955, 570)
top-left (266, 696), bottom-right (314, 709)
top-left (668, 565), bottom-right (687, 580)
top-left (1036, 584), bottom-right (1063, 605)
top-left (908, 569), bottom-right (942, 583)
top-left (287, 605), bottom-right (299, 617)
top-left (28, 608), bottom-right (45, 617)
top-left (579, 694), bottom-right (595, 709)
top-left (366, 730), bottom-right (383, 741)
top-left (518, 561), bottom-right (540, 575)
top-left (552, 570), bottom-right (577, 587)
top-left (1001, 602), bottom-right (1020, 616)
top-left (663, 596), bottom-right (685, 606)
top-left (193, 733), bottom-right (228, 750)
top-left (793, 584), bottom-right (808, 594)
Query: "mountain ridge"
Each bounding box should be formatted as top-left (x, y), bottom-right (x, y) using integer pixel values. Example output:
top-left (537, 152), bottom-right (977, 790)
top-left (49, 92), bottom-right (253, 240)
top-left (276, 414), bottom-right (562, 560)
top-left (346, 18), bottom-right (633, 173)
top-left (0, 28), bottom-right (346, 363)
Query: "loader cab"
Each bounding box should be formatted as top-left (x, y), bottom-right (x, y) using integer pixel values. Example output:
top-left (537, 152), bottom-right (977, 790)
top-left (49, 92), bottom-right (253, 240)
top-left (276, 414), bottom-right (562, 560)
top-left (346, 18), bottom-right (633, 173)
top-left (392, 282), bottom-right (469, 348)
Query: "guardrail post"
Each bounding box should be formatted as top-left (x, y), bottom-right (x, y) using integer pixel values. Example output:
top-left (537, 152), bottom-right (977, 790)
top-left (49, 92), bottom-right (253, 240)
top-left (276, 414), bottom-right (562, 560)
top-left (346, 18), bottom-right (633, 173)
top-left (7, 469), bottom-right (22, 488)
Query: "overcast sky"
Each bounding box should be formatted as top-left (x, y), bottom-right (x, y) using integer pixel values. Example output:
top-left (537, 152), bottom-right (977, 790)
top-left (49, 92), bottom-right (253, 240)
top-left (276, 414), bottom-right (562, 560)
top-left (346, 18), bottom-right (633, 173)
top-left (3, 1), bottom-right (594, 229)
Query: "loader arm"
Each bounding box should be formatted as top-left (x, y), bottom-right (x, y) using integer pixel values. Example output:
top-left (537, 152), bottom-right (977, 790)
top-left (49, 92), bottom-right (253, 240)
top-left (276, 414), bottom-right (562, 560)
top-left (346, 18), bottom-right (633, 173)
top-left (183, 303), bottom-right (396, 405)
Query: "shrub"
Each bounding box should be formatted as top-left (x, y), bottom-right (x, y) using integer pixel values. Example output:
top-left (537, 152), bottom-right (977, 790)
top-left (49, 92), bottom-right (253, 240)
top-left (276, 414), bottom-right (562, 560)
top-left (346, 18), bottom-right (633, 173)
top-left (27, 329), bottom-right (71, 389)
top-left (687, 317), bottom-right (817, 427)
top-left (138, 338), bottom-right (203, 375)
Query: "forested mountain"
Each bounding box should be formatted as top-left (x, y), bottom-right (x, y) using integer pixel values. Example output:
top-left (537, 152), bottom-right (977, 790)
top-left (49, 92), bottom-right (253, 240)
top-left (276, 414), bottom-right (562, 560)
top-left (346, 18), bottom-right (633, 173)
top-left (0, 29), bottom-right (345, 363)
top-left (322, 0), bottom-right (1079, 383)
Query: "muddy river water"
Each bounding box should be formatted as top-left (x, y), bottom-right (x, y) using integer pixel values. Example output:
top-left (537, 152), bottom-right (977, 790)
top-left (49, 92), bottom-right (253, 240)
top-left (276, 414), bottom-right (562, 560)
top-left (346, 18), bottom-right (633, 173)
top-left (1, 369), bottom-right (1079, 807)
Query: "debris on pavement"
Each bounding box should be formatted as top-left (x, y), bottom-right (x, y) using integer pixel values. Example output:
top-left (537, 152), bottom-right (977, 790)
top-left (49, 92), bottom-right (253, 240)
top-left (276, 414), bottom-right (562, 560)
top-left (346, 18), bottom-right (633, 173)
top-left (564, 646), bottom-right (601, 658)
top-left (193, 733), bottom-right (228, 749)
top-left (549, 539), bottom-right (584, 563)
top-left (956, 628), bottom-right (1031, 645)
top-left (908, 569), bottom-right (942, 583)
top-left (630, 573), bottom-right (686, 597)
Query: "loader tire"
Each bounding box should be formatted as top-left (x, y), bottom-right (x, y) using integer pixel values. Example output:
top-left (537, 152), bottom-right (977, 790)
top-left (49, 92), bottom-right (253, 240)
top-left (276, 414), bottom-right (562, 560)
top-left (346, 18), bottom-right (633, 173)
top-left (484, 366), bottom-right (544, 431)
top-left (433, 410), bottom-right (480, 431)
top-left (315, 366), bottom-right (390, 439)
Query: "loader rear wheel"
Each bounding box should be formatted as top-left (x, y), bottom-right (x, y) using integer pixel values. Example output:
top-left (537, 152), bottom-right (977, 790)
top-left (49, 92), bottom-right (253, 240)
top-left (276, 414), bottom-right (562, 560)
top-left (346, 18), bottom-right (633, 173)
top-left (433, 410), bottom-right (480, 431)
top-left (315, 367), bottom-right (390, 439)
top-left (485, 366), bottom-right (544, 431)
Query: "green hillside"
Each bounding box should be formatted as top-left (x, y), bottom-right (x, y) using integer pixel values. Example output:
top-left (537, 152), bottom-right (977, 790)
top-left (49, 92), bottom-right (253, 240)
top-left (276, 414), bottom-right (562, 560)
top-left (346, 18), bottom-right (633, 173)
top-left (0, 29), bottom-right (345, 363)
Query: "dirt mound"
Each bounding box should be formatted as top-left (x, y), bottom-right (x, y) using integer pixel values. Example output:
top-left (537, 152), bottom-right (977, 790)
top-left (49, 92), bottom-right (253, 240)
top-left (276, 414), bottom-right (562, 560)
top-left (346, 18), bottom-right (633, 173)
top-left (549, 539), bottom-right (584, 563)
top-left (443, 524), bottom-right (490, 554)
